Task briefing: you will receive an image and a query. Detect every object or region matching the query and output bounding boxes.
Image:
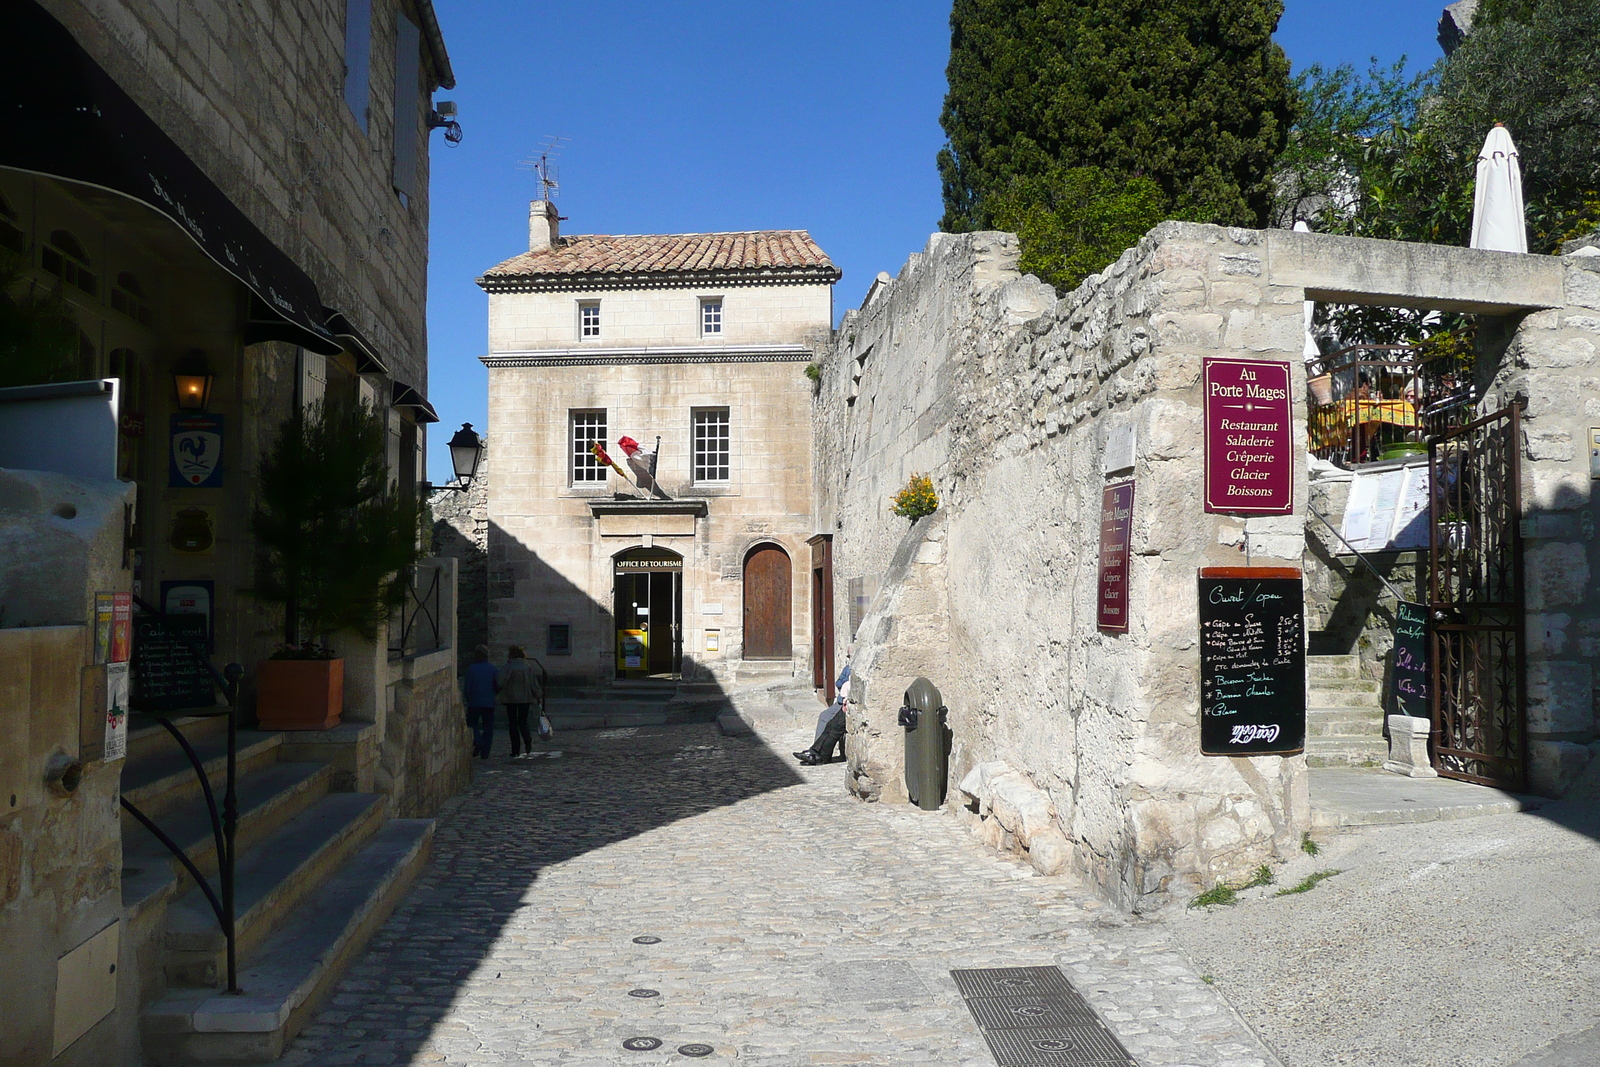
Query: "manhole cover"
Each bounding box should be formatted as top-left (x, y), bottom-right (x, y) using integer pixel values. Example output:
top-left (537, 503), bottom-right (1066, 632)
top-left (678, 1044), bottom-right (714, 1057)
top-left (628, 988), bottom-right (660, 998)
top-left (966, 994), bottom-right (1098, 1031)
top-left (632, 935), bottom-right (662, 945)
top-left (982, 1025), bottom-right (1135, 1066)
top-left (622, 1037), bottom-right (662, 1051)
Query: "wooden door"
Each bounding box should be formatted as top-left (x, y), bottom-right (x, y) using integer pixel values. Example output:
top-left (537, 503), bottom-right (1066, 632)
top-left (743, 545), bottom-right (792, 659)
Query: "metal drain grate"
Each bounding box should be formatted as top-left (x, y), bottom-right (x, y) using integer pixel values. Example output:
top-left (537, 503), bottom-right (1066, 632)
top-left (951, 967), bottom-right (1137, 1067)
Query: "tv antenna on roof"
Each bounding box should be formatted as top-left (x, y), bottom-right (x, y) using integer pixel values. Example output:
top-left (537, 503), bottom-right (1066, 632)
top-left (518, 136), bottom-right (569, 200)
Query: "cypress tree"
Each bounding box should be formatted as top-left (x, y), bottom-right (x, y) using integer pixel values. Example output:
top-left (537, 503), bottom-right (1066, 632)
top-left (938, 0), bottom-right (1295, 268)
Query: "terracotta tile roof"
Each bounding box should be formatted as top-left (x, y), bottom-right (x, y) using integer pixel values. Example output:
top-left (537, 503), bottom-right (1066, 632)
top-left (478, 230), bottom-right (841, 289)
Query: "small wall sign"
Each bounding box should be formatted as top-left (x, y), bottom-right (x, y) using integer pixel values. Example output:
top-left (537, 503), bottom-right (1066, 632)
top-left (1097, 481), bottom-right (1135, 633)
top-left (169, 412), bottom-right (224, 488)
top-left (1203, 357), bottom-right (1293, 514)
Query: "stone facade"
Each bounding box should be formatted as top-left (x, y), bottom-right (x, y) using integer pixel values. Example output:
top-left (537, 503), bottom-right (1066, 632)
top-left (1, 3), bottom-right (467, 1061)
top-left (479, 207), bottom-right (836, 687)
top-left (814, 223), bottom-right (1588, 910)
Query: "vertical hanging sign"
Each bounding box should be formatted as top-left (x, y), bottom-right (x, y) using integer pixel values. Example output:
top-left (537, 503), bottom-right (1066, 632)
top-left (1097, 481), bottom-right (1135, 632)
top-left (1204, 357), bottom-right (1294, 514)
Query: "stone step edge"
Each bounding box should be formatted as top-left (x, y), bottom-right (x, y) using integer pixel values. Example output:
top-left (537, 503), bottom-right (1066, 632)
top-left (121, 731), bottom-right (285, 816)
top-left (142, 820), bottom-right (433, 1050)
top-left (163, 793), bottom-right (386, 960)
top-left (121, 761), bottom-right (334, 918)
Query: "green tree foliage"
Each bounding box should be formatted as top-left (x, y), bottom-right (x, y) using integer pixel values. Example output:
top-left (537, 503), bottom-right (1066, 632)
top-left (986, 165), bottom-right (1168, 290)
top-left (252, 399), bottom-right (422, 645)
top-left (938, 0), bottom-right (1295, 268)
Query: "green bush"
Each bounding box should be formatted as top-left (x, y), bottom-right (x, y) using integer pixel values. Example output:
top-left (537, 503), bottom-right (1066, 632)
top-left (252, 399), bottom-right (423, 645)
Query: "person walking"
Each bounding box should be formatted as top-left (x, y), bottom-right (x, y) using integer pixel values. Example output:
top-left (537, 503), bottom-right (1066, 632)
top-left (499, 645), bottom-right (541, 757)
top-left (462, 645), bottom-right (500, 759)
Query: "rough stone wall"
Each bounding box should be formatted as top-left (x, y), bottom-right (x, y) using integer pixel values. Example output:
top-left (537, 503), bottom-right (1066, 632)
top-left (0, 470), bottom-right (133, 1064)
top-left (432, 440), bottom-right (490, 666)
top-left (1482, 255), bottom-right (1600, 794)
top-left (384, 649), bottom-right (471, 817)
top-left (38, 0), bottom-right (445, 384)
top-left (816, 224), bottom-right (1312, 911)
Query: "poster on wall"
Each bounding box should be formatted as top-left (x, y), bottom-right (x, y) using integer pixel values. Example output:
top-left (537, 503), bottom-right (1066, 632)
top-left (1203, 357), bottom-right (1294, 515)
top-left (1097, 481), bottom-right (1135, 632)
top-left (161, 580), bottom-right (215, 652)
top-left (110, 592), bottom-right (132, 663)
top-left (104, 662), bottom-right (129, 761)
top-left (94, 592), bottom-right (115, 664)
top-left (169, 412), bottom-right (224, 488)
top-left (1197, 567), bottom-right (1305, 755)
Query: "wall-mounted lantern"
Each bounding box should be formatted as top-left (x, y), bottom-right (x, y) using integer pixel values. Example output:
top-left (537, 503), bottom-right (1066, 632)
top-left (433, 422), bottom-right (483, 492)
top-left (172, 350), bottom-right (213, 410)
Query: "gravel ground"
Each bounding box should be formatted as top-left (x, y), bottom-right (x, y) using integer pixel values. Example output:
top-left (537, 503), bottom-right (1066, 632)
top-left (1167, 797), bottom-right (1600, 1067)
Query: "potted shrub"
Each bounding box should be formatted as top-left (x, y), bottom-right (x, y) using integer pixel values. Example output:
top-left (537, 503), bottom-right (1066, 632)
top-left (251, 398), bottom-right (422, 730)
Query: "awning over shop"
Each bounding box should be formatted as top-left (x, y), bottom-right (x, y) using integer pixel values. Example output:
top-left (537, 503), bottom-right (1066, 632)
top-left (2, 1), bottom-right (342, 355)
top-left (390, 383), bottom-right (439, 423)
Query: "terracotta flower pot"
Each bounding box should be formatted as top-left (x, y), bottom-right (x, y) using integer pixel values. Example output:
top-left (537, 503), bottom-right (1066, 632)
top-left (256, 658), bottom-right (344, 731)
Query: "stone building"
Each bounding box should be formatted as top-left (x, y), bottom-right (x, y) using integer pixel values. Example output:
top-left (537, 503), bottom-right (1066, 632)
top-left (0, 2), bottom-right (468, 1062)
top-left (813, 222), bottom-right (1599, 911)
top-left (478, 202), bottom-right (837, 689)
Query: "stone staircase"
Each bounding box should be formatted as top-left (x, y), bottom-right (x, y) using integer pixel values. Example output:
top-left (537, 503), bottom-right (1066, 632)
top-left (121, 713), bottom-right (432, 1064)
top-left (1305, 654), bottom-right (1387, 766)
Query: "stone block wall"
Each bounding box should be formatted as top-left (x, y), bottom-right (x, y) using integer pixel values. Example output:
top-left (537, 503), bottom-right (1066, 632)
top-left (39, 0), bottom-right (446, 386)
top-left (816, 224), bottom-right (1312, 911)
top-left (1482, 254), bottom-right (1600, 794)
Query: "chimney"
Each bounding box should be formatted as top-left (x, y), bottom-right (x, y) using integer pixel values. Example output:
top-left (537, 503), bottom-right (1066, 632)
top-left (528, 200), bottom-right (560, 252)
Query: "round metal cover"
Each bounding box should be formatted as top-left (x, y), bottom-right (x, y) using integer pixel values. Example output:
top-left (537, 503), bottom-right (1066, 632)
top-left (677, 1044), bottom-right (714, 1057)
top-left (1033, 1037), bottom-right (1077, 1052)
top-left (628, 988), bottom-right (660, 998)
top-left (1012, 1004), bottom-right (1049, 1017)
top-left (622, 1037), bottom-right (662, 1051)
top-left (632, 935), bottom-right (662, 945)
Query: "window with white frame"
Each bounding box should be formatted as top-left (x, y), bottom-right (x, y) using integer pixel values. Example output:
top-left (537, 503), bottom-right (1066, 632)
top-left (579, 301), bottom-right (601, 339)
top-left (700, 297), bottom-right (723, 336)
top-left (570, 410), bottom-right (608, 483)
top-left (692, 408), bottom-right (730, 483)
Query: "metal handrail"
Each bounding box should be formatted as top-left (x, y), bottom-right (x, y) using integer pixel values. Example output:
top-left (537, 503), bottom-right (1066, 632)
top-left (123, 596), bottom-right (242, 994)
top-left (390, 563), bottom-right (443, 659)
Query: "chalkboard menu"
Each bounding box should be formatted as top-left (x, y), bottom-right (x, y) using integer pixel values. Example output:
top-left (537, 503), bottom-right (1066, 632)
top-left (1198, 567), bottom-right (1305, 755)
top-left (1391, 600), bottom-right (1430, 718)
top-left (131, 614), bottom-right (217, 711)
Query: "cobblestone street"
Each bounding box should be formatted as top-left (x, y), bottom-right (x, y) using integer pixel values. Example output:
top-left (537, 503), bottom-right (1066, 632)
top-left (282, 687), bottom-right (1279, 1067)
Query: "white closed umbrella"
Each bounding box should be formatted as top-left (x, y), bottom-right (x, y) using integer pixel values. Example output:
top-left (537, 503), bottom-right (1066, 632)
top-left (1294, 220), bottom-right (1320, 361)
top-left (1470, 124), bottom-right (1528, 254)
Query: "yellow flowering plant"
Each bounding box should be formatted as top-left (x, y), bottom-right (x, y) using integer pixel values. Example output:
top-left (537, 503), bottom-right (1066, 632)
top-left (891, 473), bottom-right (939, 521)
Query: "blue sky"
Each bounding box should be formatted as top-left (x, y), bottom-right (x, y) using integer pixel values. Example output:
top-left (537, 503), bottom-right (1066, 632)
top-left (423, 1), bottom-right (1447, 478)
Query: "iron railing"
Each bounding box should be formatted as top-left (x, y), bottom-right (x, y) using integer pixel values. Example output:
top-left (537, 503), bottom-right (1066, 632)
top-left (123, 596), bottom-right (243, 993)
top-left (390, 562), bottom-right (444, 660)
top-left (1308, 337), bottom-right (1477, 466)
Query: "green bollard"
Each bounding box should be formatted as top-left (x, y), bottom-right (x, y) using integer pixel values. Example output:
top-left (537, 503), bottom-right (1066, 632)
top-left (897, 677), bottom-right (948, 811)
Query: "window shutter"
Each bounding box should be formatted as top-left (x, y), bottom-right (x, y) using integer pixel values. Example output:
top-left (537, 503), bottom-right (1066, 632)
top-left (392, 13), bottom-right (422, 198)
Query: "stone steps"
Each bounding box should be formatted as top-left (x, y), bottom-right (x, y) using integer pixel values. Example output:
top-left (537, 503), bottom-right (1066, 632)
top-left (121, 709), bottom-right (421, 1064)
top-left (122, 761), bottom-right (333, 917)
top-left (142, 820), bottom-right (433, 1065)
top-left (1305, 654), bottom-right (1386, 767)
top-left (161, 793), bottom-right (387, 986)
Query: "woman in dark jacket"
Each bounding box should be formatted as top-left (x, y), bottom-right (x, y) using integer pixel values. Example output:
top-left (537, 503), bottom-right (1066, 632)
top-left (498, 645), bottom-right (541, 757)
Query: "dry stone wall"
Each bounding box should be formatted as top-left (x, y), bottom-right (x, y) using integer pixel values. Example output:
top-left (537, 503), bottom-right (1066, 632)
top-left (816, 224), bottom-right (1312, 911)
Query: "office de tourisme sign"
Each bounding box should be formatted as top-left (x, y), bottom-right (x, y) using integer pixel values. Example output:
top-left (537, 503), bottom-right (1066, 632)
top-left (1203, 357), bottom-right (1293, 514)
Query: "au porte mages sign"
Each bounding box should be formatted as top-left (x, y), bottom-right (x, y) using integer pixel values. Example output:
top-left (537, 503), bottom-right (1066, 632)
top-left (1203, 357), bottom-right (1293, 514)
top-left (1097, 481), bottom-right (1135, 633)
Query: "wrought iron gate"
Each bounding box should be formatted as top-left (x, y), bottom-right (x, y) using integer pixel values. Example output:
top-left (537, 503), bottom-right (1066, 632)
top-left (1427, 404), bottom-right (1527, 790)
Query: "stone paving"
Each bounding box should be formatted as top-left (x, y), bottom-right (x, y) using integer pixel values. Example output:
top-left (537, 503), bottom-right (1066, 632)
top-left (282, 684), bottom-right (1280, 1067)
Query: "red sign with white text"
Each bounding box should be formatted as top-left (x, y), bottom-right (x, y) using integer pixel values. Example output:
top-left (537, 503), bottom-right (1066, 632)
top-left (1098, 481), bottom-right (1135, 632)
top-left (1203, 357), bottom-right (1294, 514)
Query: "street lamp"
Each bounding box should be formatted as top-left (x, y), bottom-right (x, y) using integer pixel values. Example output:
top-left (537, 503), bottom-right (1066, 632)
top-left (432, 422), bottom-right (483, 493)
top-left (172, 350), bottom-right (214, 410)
